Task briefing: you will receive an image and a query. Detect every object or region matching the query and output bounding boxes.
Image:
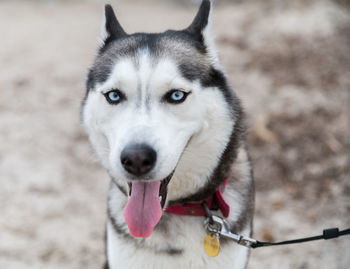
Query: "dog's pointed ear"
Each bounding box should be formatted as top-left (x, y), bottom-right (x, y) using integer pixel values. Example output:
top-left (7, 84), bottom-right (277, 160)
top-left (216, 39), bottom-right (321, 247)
top-left (185, 0), bottom-right (220, 67)
top-left (186, 0), bottom-right (211, 37)
top-left (100, 4), bottom-right (127, 47)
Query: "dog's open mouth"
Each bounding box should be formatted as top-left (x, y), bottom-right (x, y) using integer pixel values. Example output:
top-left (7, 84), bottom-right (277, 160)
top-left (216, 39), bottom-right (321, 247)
top-left (124, 172), bottom-right (174, 238)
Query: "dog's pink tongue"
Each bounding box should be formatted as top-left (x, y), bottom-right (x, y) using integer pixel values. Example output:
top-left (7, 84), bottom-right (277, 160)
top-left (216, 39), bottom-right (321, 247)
top-left (124, 181), bottom-right (162, 238)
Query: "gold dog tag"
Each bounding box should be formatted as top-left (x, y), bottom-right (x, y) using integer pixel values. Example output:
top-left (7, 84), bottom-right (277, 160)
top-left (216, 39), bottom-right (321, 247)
top-left (204, 233), bottom-right (220, 257)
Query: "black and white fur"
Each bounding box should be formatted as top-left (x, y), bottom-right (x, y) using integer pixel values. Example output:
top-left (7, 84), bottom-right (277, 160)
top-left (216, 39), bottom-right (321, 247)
top-left (82, 1), bottom-right (254, 268)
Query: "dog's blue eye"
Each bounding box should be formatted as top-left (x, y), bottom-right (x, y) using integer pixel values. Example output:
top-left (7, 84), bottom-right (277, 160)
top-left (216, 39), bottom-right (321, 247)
top-left (163, 89), bottom-right (190, 104)
top-left (104, 89), bottom-right (125, 104)
top-left (171, 91), bottom-right (184, 101)
top-left (109, 91), bottom-right (120, 101)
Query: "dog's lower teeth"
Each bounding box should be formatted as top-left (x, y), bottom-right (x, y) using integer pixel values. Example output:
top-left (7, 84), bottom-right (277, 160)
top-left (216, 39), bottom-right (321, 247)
top-left (159, 196), bottom-right (162, 202)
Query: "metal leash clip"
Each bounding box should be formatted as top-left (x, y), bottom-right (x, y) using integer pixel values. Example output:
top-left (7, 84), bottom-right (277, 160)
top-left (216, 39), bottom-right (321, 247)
top-left (204, 211), bottom-right (257, 248)
top-left (202, 203), bottom-right (350, 250)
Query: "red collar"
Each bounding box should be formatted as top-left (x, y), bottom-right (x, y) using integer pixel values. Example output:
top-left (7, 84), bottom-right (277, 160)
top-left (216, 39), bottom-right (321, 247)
top-left (165, 178), bottom-right (230, 218)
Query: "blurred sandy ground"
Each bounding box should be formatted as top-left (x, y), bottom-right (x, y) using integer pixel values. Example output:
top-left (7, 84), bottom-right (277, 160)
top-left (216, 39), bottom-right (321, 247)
top-left (0, 0), bottom-right (349, 268)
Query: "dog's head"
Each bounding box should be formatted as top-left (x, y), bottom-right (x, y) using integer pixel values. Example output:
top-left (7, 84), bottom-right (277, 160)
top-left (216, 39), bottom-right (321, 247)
top-left (82, 0), bottom-right (241, 238)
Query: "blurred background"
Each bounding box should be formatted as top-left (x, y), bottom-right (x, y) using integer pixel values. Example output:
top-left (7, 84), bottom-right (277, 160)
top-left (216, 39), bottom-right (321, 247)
top-left (0, 0), bottom-right (349, 268)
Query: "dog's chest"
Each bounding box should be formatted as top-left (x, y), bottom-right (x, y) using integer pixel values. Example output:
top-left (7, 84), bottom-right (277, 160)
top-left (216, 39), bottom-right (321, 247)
top-left (107, 215), bottom-right (250, 269)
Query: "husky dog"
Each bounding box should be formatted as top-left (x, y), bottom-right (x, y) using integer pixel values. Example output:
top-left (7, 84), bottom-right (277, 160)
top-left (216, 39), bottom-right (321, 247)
top-left (82, 0), bottom-right (254, 268)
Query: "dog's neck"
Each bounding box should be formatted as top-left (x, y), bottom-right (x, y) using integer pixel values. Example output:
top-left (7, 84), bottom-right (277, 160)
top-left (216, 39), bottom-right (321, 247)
top-left (165, 177), bottom-right (230, 217)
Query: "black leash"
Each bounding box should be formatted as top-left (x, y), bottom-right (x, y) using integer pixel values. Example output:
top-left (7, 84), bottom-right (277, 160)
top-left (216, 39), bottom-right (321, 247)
top-left (203, 202), bottom-right (350, 249)
top-left (251, 228), bottom-right (350, 248)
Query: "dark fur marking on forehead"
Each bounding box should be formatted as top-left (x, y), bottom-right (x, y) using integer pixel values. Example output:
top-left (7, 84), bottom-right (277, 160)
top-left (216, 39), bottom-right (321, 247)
top-left (87, 0), bottom-right (211, 92)
top-left (165, 30), bottom-right (207, 54)
top-left (86, 31), bottom-right (207, 92)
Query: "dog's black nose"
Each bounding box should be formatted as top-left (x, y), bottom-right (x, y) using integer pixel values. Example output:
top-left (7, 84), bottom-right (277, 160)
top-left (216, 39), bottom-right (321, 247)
top-left (120, 144), bottom-right (157, 176)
